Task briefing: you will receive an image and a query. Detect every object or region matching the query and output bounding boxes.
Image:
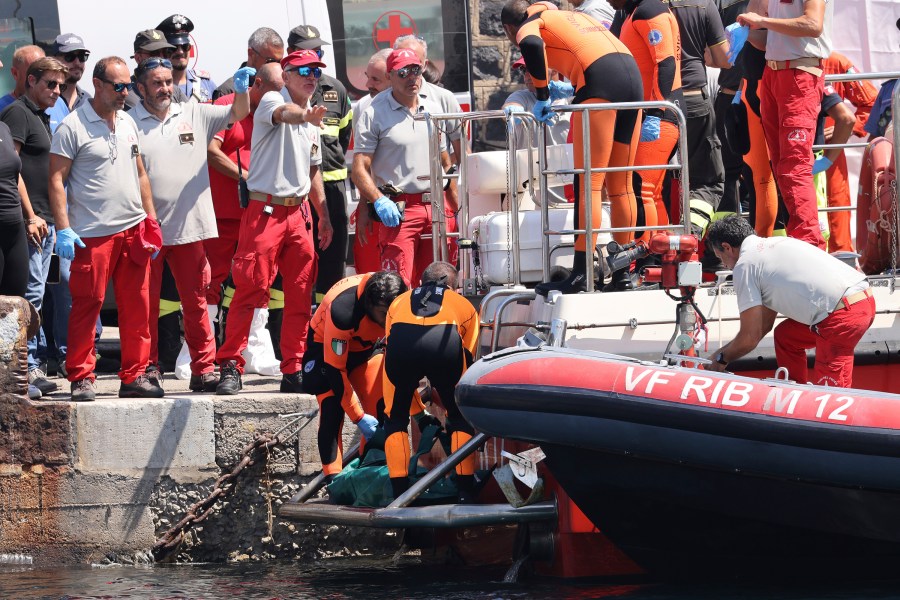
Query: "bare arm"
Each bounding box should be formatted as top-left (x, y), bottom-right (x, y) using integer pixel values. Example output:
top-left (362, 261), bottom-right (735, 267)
top-left (48, 153), bottom-right (73, 229)
top-left (207, 138), bottom-right (242, 180)
top-left (136, 155), bottom-right (156, 220)
top-left (737, 0), bottom-right (825, 38)
top-left (273, 103), bottom-right (327, 127)
top-left (743, 0), bottom-right (769, 51)
top-left (706, 305), bottom-right (778, 371)
top-left (228, 90), bottom-right (251, 125)
top-left (707, 40), bottom-right (732, 69)
top-left (351, 152), bottom-right (382, 205)
top-left (308, 165), bottom-right (332, 250)
top-left (823, 101), bottom-right (856, 164)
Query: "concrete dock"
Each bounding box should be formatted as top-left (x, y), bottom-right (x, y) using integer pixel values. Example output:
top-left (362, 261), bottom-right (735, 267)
top-left (0, 318), bottom-right (397, 566)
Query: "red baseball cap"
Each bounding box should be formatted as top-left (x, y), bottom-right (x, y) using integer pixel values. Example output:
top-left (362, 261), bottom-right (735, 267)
top-left (387, 48), bottom-right (421, 72)
top-left (281, 49), bottom-right (326, 70)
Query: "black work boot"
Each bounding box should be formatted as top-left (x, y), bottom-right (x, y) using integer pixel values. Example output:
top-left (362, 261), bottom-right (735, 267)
top-left (280, 371), bottom-right (304, 392)
top-left (216, 360), bottom-right (243, 395)
top-left (119, 374), bottom-right (165, 398)
top-left (536, 251), bottom-right (589, 296)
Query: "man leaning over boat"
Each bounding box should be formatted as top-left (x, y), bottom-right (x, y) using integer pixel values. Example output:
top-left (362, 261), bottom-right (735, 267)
top-left (704, 215), bottom-right (874, 387)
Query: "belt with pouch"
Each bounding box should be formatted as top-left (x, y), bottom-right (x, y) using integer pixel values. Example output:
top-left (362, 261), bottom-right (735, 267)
top-left (248, 191), bottom-right (307, 207)
top-left (395, 192), bottom-right (430, 205)
top-left (766, 57), bottom-right (823, 77)
top-left (839, 288), bottom-right (873, 310)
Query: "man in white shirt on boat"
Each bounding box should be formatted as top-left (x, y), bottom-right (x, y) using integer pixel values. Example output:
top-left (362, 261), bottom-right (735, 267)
top-left (704, 215), bottom-right (874, 388)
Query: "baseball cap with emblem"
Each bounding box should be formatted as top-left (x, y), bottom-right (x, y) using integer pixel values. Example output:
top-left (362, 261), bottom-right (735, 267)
top-left (133, 29), bottom-right (175, 53)
top-left (287, 24), bottom-right (331, 50)
top-left (281, 49), bottom-right (327, 70)
top-left (156, 14), bottom-right (194, 46)
top-left (52, 33), bottom-right (89, 55)
top-left (387, 48), bottom-right (421, 72)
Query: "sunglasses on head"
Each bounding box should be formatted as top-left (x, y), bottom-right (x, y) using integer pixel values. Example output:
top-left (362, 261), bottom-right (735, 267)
top-left (99, 78), bottom-right (130, 93)
top-left (395, 65), bottom-right (421, 79)
top-left (139, 57), bottom-right (173, 73)
top-left (40, 79), bottom-right (68, 92)
top-left (63, 50), bottom-right (90, 63)
top-left (288, 66), bottom-right (322, 78)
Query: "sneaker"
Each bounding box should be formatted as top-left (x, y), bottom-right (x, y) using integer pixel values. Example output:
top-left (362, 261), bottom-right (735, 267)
top-left (145, 364), bottom-right (164, 389)
top-left (28, 384), bottom-right (42, 400)
top-left (71, 378), bottom-right (96, 402)
top-left (119, 374), bottom-right (165, 399)
top-left (535, 272), bottom-right (588, 297)
top-left (216, 361), bottom-right (242, 395)
top-left (279, 371), bottom-right (304, 393)
top-left (189, 371), bottom-right (218, 392)
top-left (28, 368), bottom-right (58, 395)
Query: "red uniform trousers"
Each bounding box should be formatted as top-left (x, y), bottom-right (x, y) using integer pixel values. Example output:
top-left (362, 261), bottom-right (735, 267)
top-left (352, 205), bottom-right (383, 274)
top-left (204, 218), bottom-right (241, 306)
top-left (149, 241), bottom-right (215, 375)
top-left (381, 194), bottom-right (459, 287)
top-left (216, 200), bottom-right (317, 375)
top-left (826, 152), bottom-right (853, 253)
top-left (66, 224), bottom-right (150, 384)
top-left (774, 293), bottom-right (875, 387)
top-left (760, 67), bottom-right (825, 249)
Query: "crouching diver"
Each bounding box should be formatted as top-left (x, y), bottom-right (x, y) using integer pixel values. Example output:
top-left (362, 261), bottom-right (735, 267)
top-left (383, 262), bottom-right (481, 502)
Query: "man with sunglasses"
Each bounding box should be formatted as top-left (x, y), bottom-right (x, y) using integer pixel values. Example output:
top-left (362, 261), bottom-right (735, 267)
top-left (0, 45), bottom-right (45, 112)
top-left (48, 56), bottom-right (162, 401)
top-left (352, 48), bottom-right (454, 287)
top-left (48, 34), bottom-right (92, 131)
top-left (216, 49), bottom-right (332, 395)
top-left (156, 14), bottom-right (217, 104)
top-left (286, 24), bottom-right (353, 306)
top-left (125, 29), bottom-right (187, 111)
top-left (131, 57), bottom-right (253, 393)
top-left (213, 28), bottom-right (284, 102)
top-left (0, 56), bottom-right (67, 399)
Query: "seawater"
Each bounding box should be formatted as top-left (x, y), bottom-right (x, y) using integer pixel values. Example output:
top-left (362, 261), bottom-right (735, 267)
top-left (2, 556), bottom-right (900, 600)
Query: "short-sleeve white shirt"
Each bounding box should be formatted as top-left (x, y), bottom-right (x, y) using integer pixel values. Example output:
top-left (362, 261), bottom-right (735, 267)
top-left (247, 88), bottom-right (322, 197)
top-left (50, 101), bottom-right (145, 238)
top-left (132, 101), bottom-right (231, 245)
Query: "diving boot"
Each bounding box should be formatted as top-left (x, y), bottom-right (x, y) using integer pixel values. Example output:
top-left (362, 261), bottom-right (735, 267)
top-left (536, 251), bottom-right (589, 297)
top-left (390, 476), bottom-right (410, 501)
top-left (604, 268), bottom-right (634, 292)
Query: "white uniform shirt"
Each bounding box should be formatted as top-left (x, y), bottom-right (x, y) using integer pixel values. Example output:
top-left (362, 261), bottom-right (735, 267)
top-left (765, 0), bottom-right (833, 61)
top-left (50, 101), bottom-right (145, 238)
top-left (248, 87), bottom-right (322, 197)
top-left (503, 89), bottom-right (571, 148)
top-left (132, 101), bottom-right (231, 245)
top-left (574, 0), bottom-right (617, 28)
top-left (733, 235), bottom-right (867, 326)
top-left (355, 86), bottom-right (447, 194)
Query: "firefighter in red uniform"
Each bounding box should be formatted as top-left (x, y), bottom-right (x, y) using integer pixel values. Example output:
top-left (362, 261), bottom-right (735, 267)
top-left (383, 262), bottom-right (480, 502)
top-left (501, 0), bottom-right (643, 293)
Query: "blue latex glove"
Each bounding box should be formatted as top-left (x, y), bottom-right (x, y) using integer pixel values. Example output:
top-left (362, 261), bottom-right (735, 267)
top-left (233, 66), bottom-right (257, 93)
top-left (726, 23), bottom-right (749, 66)
top-left (151, 250), bottom-right (160, 260)
top-left (812, 155), bottom-right (833, 175)
top-left (548, 80), bottom-right (574, 101)
top-left (373, 196), bottom-right (402, 227)
top-left (355, 414), bottom-right (379, 441)
top-left (55, 227), bottom-right (85, 261)
top-left (532, 98), bottom-right (554, 124)
top-left (731, 89), bottom-right (743, 105)
top-left (640, 115), bottom-right (661, 142)
top-left (503, 104), bottom-right (525, 115)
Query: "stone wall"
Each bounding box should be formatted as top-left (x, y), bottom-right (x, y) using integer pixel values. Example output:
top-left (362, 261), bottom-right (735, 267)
top-left (468, 0), bottom-right (576, 150)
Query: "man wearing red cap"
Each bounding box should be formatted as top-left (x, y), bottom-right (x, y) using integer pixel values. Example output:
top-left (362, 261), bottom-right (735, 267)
top-left (216, 49), bottom-right (333, 395)
top-left (351, 48), bottom-right (453, 287)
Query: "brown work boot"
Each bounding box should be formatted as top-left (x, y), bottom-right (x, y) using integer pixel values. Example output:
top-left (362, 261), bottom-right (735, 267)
top-left (119, 374), bottom-right (165, 398)
top-left (189, 371), bottom-right (218, 392)
top-left (70, 378), bottom-right (96, 402)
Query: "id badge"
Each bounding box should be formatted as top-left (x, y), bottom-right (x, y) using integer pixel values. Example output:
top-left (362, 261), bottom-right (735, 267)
top-left (131, 144), bottom-right (139, 158)
top-left (179, 132), bottom-right (195, 145)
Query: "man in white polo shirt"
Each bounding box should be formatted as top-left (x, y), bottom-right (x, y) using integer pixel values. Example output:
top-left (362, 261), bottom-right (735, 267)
top-left (131, 57), bottom-right (254, 392)
top-left (48, 56), bottom-right (162, 401)
top-left (216, 49), bottom-right (333, 395)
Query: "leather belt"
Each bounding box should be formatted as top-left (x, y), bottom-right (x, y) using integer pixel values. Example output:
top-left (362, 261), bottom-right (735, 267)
top-left (249, 191), bottom-right (306, 207)
top-left (766, 57), bottom-right (823, 77)
top-left (840, 288), bottom-right (873, 310)
top-left (718, 87), bottom-right (738, 95)
top-left (682, 88), bottom-right (704, 96)
top-left (396, 192), bottom-right (430, 204)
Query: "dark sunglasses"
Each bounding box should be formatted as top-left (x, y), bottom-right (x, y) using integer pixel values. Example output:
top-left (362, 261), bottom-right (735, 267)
top-left (395, 65), bottom-right (422, 79)
top-left (288, 66), bottom-right (322, 78)
top-left (172, 43), bottom-right (191, 52)
top-left (315, 48), bottom-right (324, 59)
top-left (99, 78), bottom-right (130, 93)
top-left (63, 50), bottom-right (90, 63)
top-left (40, 79), bottom-right (68, 92)
top-left (251, 47), bottom-right (280, 64)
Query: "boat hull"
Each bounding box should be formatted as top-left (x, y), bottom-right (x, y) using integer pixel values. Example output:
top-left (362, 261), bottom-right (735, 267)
top-left (457, 346), bottom-right (900, 577)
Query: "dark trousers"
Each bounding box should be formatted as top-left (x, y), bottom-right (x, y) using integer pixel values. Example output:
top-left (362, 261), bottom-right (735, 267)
top-left (312, 180), bottom-right (349, 299)
top-left (684, 89), bottom-right (725, 208)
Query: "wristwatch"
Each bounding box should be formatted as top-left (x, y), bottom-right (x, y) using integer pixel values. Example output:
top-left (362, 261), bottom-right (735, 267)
top-left (715, 351), bottom-right (728, 366)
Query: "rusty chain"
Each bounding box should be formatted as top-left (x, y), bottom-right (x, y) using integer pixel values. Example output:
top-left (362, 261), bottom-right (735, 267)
top-left (151, 409), bottom-right (317, 562)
